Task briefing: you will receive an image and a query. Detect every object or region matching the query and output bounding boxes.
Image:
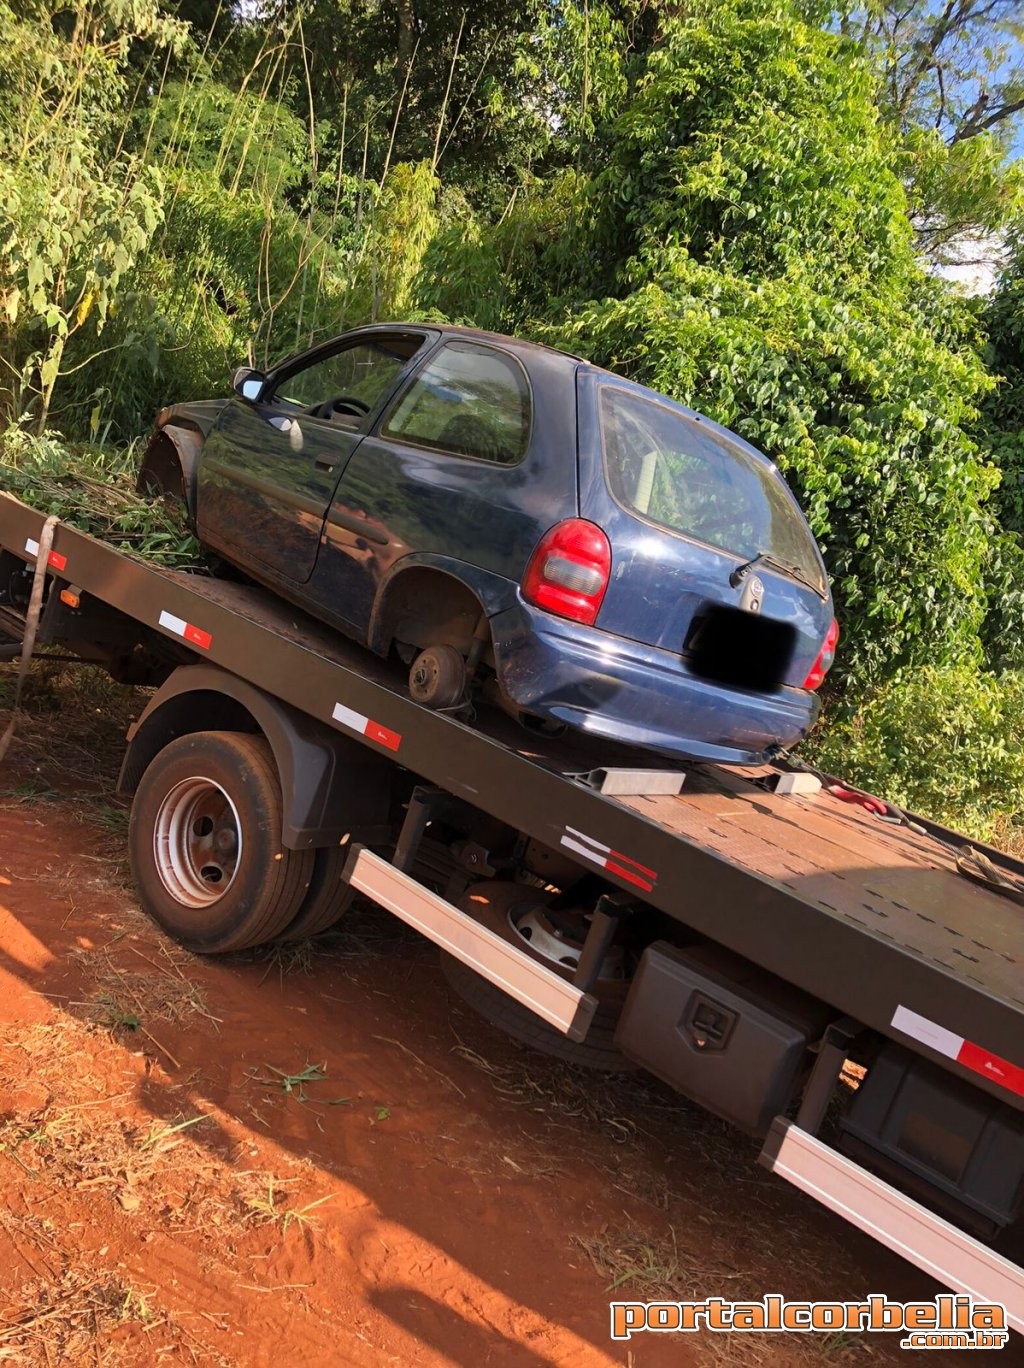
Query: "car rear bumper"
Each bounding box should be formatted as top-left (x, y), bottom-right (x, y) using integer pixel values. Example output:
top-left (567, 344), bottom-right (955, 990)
top-left (490, 598), bottom-right (819, 765)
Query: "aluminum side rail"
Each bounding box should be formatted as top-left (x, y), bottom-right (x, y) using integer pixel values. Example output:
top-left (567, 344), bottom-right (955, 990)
top-left (761, 1120), bottom-right (1024, 1335)
top-left (344, 846), bottom-right (597, 1039)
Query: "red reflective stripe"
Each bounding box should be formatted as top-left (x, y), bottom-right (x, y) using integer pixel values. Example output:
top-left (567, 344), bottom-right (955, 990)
top-left (48, 550), bottom-right (67, 571)
top-left (607, 848), bottom-right (658, 881)
top-left (183, 624), bottom-right (212, 650)
top-left (365, 721), bottom-right (401, 752)
top-left (956, 1040), bottom-right (1024, 1097)
top-left (604, 859), bottom-right (655, 893)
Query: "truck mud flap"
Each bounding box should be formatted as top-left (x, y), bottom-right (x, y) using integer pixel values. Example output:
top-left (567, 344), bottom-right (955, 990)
top-left (343, 846), bottom-right (599, 1042)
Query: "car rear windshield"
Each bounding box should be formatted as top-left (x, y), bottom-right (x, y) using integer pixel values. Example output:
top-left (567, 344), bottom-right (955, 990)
top-left (600, 387), bottom-right (825, 591)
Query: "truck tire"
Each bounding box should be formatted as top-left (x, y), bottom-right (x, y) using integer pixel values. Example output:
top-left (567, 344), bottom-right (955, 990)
top-left (279, 846), bottom-right (353, 941)
top-left (128, 730), bottom-right (315, 954)
top-left (440, 886), bottom-right (633, 1072)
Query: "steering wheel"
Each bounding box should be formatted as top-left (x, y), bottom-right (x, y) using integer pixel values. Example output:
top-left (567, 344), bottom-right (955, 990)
top-left (312, 394), bottom-right (371, 421)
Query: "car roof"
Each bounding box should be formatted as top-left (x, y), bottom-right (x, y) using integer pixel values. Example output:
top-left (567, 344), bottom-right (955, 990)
top-left (360, 322), bottom-right (778, 474)
top-left (365, 321), bottom-right (587, 368)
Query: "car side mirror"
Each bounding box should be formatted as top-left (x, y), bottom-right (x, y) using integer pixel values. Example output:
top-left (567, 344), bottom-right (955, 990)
top-left (232, 366), bottom-right (265, 402)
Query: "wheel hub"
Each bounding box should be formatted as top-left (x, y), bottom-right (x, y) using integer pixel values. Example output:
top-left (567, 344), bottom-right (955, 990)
top-left (507, 904), bottom-right (626, 980)
top-left (411, 659), bottom-right (436, 691)
top-left (408, 644), bottom-right (466, 709)
top-left (152, 776), bottom-right (243, 907)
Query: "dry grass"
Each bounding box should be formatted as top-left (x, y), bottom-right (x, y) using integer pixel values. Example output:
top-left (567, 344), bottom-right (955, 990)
top-left (248, 937), bottom-right (327, 984)
top-left (60, 938), bottom-right (220, 1074)
top-left (0, 660), bottom-right (141, 800)
top-left (74, 958), bottom-right (217, 1031)
top-left (0, 1091), bottom-right (212, 1220)
top-left (450, 1030), bottom-right (705, 1148)
top-left (0, 1096), bottom-right (320, 1253)
top-left (241, 1177), bottom-right (336, 1234)
top-left (449, 1021), bottom-right (904, 1366)
top-left (0, 1266), bottom-right (162, 1364)
top-left (574, 1225), bottom-right (869, 1366)
top-left (0, 1206), bottom-right (236, 1366)
top-left (575, 1223), bottom-right (717, 1299)
top-left (0, 1011), bottom-right (301, 1245)
top-left (322, 897), bottom-right (423, 960)
top-left (984, 811), bottom-right (1024, 861)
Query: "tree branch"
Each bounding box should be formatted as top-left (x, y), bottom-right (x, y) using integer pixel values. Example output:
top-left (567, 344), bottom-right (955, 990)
top-left (952, 93), bottom-right (1024, 141)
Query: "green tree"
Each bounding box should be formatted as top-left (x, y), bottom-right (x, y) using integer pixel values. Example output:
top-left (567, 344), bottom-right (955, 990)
top-left (838, 1), bottom-right (1024, 263)
top-left (983, 234), bottom-right (1024, 533)
top-left (0, 0), bottom-right (187, 428)
top-left (841, 0), bottom-right (1024, 144)
top-left (975, 232), bottom-right (1024, 670)
top-left (438, 0), bottom-right (999, 685)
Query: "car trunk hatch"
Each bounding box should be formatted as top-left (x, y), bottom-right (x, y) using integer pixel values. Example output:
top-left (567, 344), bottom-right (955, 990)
top-left (576, 372), bottom-right (832, 693)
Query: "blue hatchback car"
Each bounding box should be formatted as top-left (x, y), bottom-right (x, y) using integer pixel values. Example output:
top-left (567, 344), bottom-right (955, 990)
top-left (140, 323), bottom-right (837, 765)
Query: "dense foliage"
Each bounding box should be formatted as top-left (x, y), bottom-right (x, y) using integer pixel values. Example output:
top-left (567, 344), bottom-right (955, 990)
top-left (809, 665), bottom-right (1024, 842)
top-left (3, 0), bottom-right (1024, 838)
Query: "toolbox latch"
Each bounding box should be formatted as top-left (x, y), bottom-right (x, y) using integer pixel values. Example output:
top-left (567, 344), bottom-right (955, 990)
top-left (685, 995), bottom-right (737, 1051)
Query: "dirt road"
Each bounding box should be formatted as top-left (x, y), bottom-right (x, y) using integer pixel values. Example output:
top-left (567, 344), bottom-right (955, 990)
top-left (0, 669), bottom-right (983, 1365)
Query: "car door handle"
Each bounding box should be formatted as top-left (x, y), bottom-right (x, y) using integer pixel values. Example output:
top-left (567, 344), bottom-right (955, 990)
top-left (314, 458), bottom-right (338, 473)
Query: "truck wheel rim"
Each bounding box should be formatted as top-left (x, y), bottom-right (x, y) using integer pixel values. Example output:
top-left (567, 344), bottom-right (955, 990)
top-left (153, 777), bottom-right (243, 907)
top-left (509, 905), bottom-right (627, 980)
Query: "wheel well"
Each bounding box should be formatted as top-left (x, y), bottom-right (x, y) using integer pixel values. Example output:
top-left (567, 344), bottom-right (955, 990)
top-left (117, 669), bottom-right (396, 847)
top-left (375, 568), bottom-right (487, 658)
top-left (119, 691), bottom-right (260, 794)
top-left (136, 425), bottom-right (203, 519)
top-left (137, 432), bottom-right (185, 499)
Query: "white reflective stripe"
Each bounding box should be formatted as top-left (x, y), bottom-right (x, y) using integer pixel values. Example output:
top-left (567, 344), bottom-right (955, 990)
top-left (24, 538), bottom-right (39, 556)
top-left (158, 610), bottom-right (188, 638)
top-left (560, 835), bottom-right (609, 869)
top-left (563, 825), bottom-right (610, 856)
top-left (891, 1004), bottom-right (965, 1061)
top-left (332, 701), bottom-right (369, 735)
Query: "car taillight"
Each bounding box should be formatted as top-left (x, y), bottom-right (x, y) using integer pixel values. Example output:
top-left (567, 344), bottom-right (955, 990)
top-left (522, 519), bottom-right (611, 627)
top-left (803, 618), bottom-right (839, 690)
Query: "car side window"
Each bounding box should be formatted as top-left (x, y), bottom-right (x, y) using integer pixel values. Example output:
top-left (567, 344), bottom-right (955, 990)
top-left (381, 341), bottom-right (530, 465)
top-left (267, 336), bottom-right (424, 418)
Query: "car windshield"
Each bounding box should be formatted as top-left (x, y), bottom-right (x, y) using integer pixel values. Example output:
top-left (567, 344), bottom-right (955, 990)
top-left (600, 387), bottom-right (826, 591)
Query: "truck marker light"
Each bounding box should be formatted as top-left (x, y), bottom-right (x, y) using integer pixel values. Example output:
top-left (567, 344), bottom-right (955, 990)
top-left (157, 609), bottom-right (212, 651)
top-left (24, 538), bottom-right (67, 572)
top-left (331, 701), bottom-right (402, 753)
top-left (892, 1005), bottom-right (1024, 1097)
top-left (559, 824), bottom-right (657, 892)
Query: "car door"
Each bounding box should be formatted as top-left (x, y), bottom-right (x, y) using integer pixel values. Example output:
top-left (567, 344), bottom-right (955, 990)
top-left (195, 329), bottom-right (432, 584)
top-left (311, 338), bottom-right (575, 637)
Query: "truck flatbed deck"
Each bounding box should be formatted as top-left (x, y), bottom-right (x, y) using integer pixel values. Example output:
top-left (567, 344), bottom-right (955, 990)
top-left (2, 491), bottom-right (1022, 1335)
top-left (5, 493), bottom-right (1019, 1084)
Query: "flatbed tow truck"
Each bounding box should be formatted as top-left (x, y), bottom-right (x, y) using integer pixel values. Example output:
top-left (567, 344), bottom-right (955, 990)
top-left (1, 491), bottom-right (1022, 1336)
